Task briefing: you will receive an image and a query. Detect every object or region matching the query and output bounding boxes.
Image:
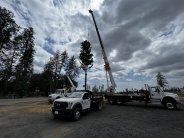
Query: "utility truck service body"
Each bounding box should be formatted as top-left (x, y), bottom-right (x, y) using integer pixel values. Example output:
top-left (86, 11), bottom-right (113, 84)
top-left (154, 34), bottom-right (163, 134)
top-left (106, 86), bottom-right (180, 110)
top-left (48, 75), bottom-right (76, 103)
top-left (52, 91), bottom-right (103, 121)
top-left (48, 89), bottom-right (65, 103)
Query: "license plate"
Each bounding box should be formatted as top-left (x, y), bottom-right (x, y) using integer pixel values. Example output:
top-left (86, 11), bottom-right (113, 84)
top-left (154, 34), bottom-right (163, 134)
top-left (54, 111), bottom-right (58, 114)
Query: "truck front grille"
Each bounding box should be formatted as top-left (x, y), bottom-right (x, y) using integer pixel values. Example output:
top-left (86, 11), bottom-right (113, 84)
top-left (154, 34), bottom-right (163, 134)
top-left (54, 101), bottom-right (68, 109)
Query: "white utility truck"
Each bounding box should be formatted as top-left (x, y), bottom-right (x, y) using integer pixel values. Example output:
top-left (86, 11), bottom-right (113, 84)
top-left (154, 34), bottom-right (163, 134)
top-left (52, 90), bottom-right (103, 121)
top-left (106, 86), bottom-right (180, 110)
top-left (89, 10), bottom-right (181, 110)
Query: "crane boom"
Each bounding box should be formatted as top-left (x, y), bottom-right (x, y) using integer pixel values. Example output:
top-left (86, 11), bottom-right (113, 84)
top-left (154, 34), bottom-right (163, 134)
top-left (66, 74), bottom-right (76, 90)
top-left (89, 9), bottom-right (116, 92)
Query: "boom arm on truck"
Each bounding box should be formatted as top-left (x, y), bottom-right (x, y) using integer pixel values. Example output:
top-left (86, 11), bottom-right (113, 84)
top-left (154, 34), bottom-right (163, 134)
top-left (66, 74), bottom-right (76, 92)
top-left (89, 9), bottom-right (116, 92)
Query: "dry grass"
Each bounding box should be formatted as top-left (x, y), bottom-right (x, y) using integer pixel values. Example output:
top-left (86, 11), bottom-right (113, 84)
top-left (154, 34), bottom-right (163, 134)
top-left (21, 102), bottom-right (52, 114)
top-left (180, 96), bottom-right (184, 104)
top-left (179, 94), bottom-right (184, 104)
top-left (0, 101), bottom-right (52, 114)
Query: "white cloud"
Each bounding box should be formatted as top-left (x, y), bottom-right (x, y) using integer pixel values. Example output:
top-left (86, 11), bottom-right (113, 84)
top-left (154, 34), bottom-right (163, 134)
top-left (1, 0), bottom-right (184, 90)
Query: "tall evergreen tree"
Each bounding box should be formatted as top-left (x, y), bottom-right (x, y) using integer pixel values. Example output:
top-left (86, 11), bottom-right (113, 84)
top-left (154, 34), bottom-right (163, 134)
top-left (64, 56), bottom-right (79, 90)
top-left (53, 50), bottom-right (69, 89)
top-left (100, 84), bottom-right (104, 92)
top-left (79, 40), bottom-right (93, 91)
top-left (0, 6), bottom-right (20, 95)
top-left (14, 27), bottom-right (35, 97)
top-left (156, 72), bottom-right (168, 89)
top-left (92, 85), bottom-right (99, 93)
top-left (66, 56), bottom-right (79, 79)
top-left (28, 73), bottom-right (42, 96)
top-left (41, 57), bottom-right (55, 95)
top-left (0, 6), bottom-right (19, 52)
top-left (53, 50), bottom-right (61, 89)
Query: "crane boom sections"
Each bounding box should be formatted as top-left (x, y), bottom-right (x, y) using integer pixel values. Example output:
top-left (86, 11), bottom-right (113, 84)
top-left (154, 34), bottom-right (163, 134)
top-left (65, 74), bottom-right (76, 93)
top-left (89, 9), bottom-right (116, 92)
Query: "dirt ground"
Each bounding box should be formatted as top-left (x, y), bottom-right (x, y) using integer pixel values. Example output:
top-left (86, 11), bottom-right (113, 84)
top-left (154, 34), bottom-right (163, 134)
top-left (0, 99), bottom-right (184, 138)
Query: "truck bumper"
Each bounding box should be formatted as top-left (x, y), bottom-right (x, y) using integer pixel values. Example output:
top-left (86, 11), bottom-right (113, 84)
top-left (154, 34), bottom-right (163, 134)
top-left (52, 107), bottom-right (73, 118)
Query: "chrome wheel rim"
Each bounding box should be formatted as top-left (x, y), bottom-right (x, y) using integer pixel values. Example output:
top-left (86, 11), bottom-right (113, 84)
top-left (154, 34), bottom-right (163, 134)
top-left (166, 103), bottom-right (174, 109)
top-left (117, 100), bottom-right (121, 104)
top-left (109, 100), bottom-right (113, 103)
top-left (75, 110), bottom-right (80, 119)
top-left (99, 102), bottom-right (102, 109)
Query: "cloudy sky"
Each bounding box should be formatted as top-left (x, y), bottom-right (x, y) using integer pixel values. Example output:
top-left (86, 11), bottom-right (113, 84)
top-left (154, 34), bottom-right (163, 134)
top-left (1, 0), bottom-right (184, 91)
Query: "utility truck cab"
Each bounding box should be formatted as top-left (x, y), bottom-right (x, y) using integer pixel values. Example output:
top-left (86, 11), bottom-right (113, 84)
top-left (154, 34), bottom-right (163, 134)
top-left (48, 89), bottom-right (65, 103)
top-left (149, 86), bottom-right (180, 109)
top-left (52, 91), bottom-right (103, 121)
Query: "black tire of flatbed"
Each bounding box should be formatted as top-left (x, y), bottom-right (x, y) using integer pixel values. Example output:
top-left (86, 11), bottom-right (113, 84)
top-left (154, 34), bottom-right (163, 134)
top-left (164, 99), bottom-right (177, 110)
top-left (96, 101), bottom-right (103, 110)
top-left (72, 107), bottom-right (82, 121)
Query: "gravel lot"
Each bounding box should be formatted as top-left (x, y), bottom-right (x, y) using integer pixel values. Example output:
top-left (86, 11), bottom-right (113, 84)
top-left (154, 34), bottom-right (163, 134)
top-left (0, 98), bottom-right (184, 138)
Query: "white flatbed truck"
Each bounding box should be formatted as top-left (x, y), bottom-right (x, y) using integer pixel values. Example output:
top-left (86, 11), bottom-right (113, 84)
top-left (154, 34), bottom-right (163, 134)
top-left (52, 90), bottom-right (103, 121)
top-left (106, 86), bottom-right (181, 110)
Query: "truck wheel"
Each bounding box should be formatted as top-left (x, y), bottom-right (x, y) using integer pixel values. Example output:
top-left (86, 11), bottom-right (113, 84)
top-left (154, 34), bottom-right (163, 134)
top-left (97, 101), bottom-right (103, 110)
top-left (164, 100), bottom-right (176, 110)
top-left (72, 108), bottom-right (81, 121)
top-left (116, 99), bottom-right (122, 105)
top-left (109, 99), bottom-right (114, 104)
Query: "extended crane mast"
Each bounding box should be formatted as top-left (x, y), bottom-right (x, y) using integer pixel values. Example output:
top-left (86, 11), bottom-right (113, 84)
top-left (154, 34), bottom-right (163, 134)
top-left (89, 9), bottom-right (116, 92)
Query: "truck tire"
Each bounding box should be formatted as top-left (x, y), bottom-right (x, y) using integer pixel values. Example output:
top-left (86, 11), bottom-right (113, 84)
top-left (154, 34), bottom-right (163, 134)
top-left (109, 99), bottom-right (114, 104)
top-left (116, 99), bottom-right (122, 105)
top-left (164, 100), bottom-right (177, 110)
top-left (97, 101), bottom-right (103, 110)
top-left (72, 108), bottom-right (81, 121)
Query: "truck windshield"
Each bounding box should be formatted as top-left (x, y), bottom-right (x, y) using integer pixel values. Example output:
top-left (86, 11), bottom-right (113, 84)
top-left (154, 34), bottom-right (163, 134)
top-left (151, 87), bottom-right (160, 92)
top-left (68, 92), bottom-right (83, 98)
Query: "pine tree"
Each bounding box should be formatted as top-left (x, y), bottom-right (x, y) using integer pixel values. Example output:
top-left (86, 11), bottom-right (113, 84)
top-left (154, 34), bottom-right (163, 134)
top-left (156, 72), bottom-right (168, 89)
top-left (0, 6), bottom-right (20, 95)
top-left (79, 40), bottom-right (93, 90)
top-left (0, 6), bottom-right (19, 52)
top-left (66, 56), bottom-right (79, 79)
top-left (14, 27), bottom-right (35, 97)
top-left (41, 51), bottom-right (69, 93)
top-left (52, 50), bottom-right (61, 89)
top-left (92, 85), bottom-right (99, 93)
top-left (54, 50), bottom-right (68, 89)
top-left (65, 56), bottom-right (79, 90)
top-left (100, 84), bottom-right (104, 92)
top-left (28, 73), bottom-right (42, 96)
top-left (39, 58), bottom-right (55, 95)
